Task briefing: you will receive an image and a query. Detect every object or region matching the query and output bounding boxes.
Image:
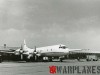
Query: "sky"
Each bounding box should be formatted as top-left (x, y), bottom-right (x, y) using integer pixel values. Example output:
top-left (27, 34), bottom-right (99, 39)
top-left (0, 0), bottom-right (100, 50)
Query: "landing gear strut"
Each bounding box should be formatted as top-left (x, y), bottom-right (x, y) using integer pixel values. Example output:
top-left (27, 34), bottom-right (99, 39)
top-left (60, 58), bottom-right (63, 62)
top-left (77, 57), bottom-right (80, 61)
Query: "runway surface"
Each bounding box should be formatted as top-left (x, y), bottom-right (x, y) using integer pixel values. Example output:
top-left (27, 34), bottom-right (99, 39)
top-left (0, 60), bottom-right (100, 75)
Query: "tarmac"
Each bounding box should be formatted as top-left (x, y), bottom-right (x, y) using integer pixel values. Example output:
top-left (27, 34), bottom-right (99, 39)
top-left (0, 59), bottom-right (100, 75)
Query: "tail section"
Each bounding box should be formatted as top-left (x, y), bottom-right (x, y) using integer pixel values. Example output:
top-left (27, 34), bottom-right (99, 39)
top-left (24, 39), bottom-right (26, 46)
top-left (23, 39), bottom-right (28, 50)
top-left (19, 39), bottom-right (32, 60)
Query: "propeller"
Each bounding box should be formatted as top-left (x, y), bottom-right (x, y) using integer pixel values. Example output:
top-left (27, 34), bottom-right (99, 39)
top-left (34, 46), bottom-right (37, 54)
top-left (34, 46), bottom-right (40, 55)
top-left (33, 46), bottom-right (39, 61)
top-left (19, 45), bottom-right (24, 60)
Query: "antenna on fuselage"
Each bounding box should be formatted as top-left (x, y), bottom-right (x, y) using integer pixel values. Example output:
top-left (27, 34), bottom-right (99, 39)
top-left (34, 46), bottom-right (36, 52)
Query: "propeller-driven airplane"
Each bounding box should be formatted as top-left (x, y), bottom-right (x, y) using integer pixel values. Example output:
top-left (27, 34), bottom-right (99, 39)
top-left (0, 40), bottom-right (35, 61)
top-left (1, 40), bottom-right (100, 62)
top-left (0, 40), bottom-right (82, 62)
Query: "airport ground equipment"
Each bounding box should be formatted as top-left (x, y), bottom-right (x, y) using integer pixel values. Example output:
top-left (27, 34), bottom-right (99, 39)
top-left (86, 55), bottom-right (98, 61)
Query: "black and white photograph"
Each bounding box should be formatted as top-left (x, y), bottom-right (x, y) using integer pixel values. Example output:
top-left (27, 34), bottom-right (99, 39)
top-left (0, 0), bottom-right (100, 75)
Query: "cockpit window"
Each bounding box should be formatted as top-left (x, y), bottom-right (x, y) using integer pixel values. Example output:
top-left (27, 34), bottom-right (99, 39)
top-left (59, 46), bottom-right (67, 49)
top-left (62, 46), bottom-right (67, 49)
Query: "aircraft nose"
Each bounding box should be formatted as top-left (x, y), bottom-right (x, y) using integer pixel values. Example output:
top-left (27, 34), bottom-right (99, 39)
top-left (66, 49), bottom-right (69, 52)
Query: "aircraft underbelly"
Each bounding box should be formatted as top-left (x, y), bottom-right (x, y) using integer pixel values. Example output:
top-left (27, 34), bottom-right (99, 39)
top-left (41, 52), bottom-right (68, 57)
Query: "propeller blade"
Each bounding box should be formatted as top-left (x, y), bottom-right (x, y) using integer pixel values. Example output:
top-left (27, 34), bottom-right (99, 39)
top-left (20, 44), bottom-right (24, 60)
top-left (21, 44), bottom-right (23, 50)
top-left (34, 46), bottom-right (37, 54)
top-left (21, 54), bottom-right (23, 60)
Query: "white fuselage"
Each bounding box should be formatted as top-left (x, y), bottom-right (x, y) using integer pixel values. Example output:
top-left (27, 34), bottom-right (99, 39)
top-left (35, 45), bottom-right (69, 57)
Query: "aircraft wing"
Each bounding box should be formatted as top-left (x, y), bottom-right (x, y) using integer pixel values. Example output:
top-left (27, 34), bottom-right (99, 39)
top-left (69, 49), bottom-right (100, 55)
top-left (0, 46), bottom-right (20, 54)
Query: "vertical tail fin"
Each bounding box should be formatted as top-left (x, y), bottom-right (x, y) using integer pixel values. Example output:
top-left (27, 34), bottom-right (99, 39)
top-left (24, 39), bottom-right (26, 45)
top-left (23, 39), bottom-right (27, 50)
